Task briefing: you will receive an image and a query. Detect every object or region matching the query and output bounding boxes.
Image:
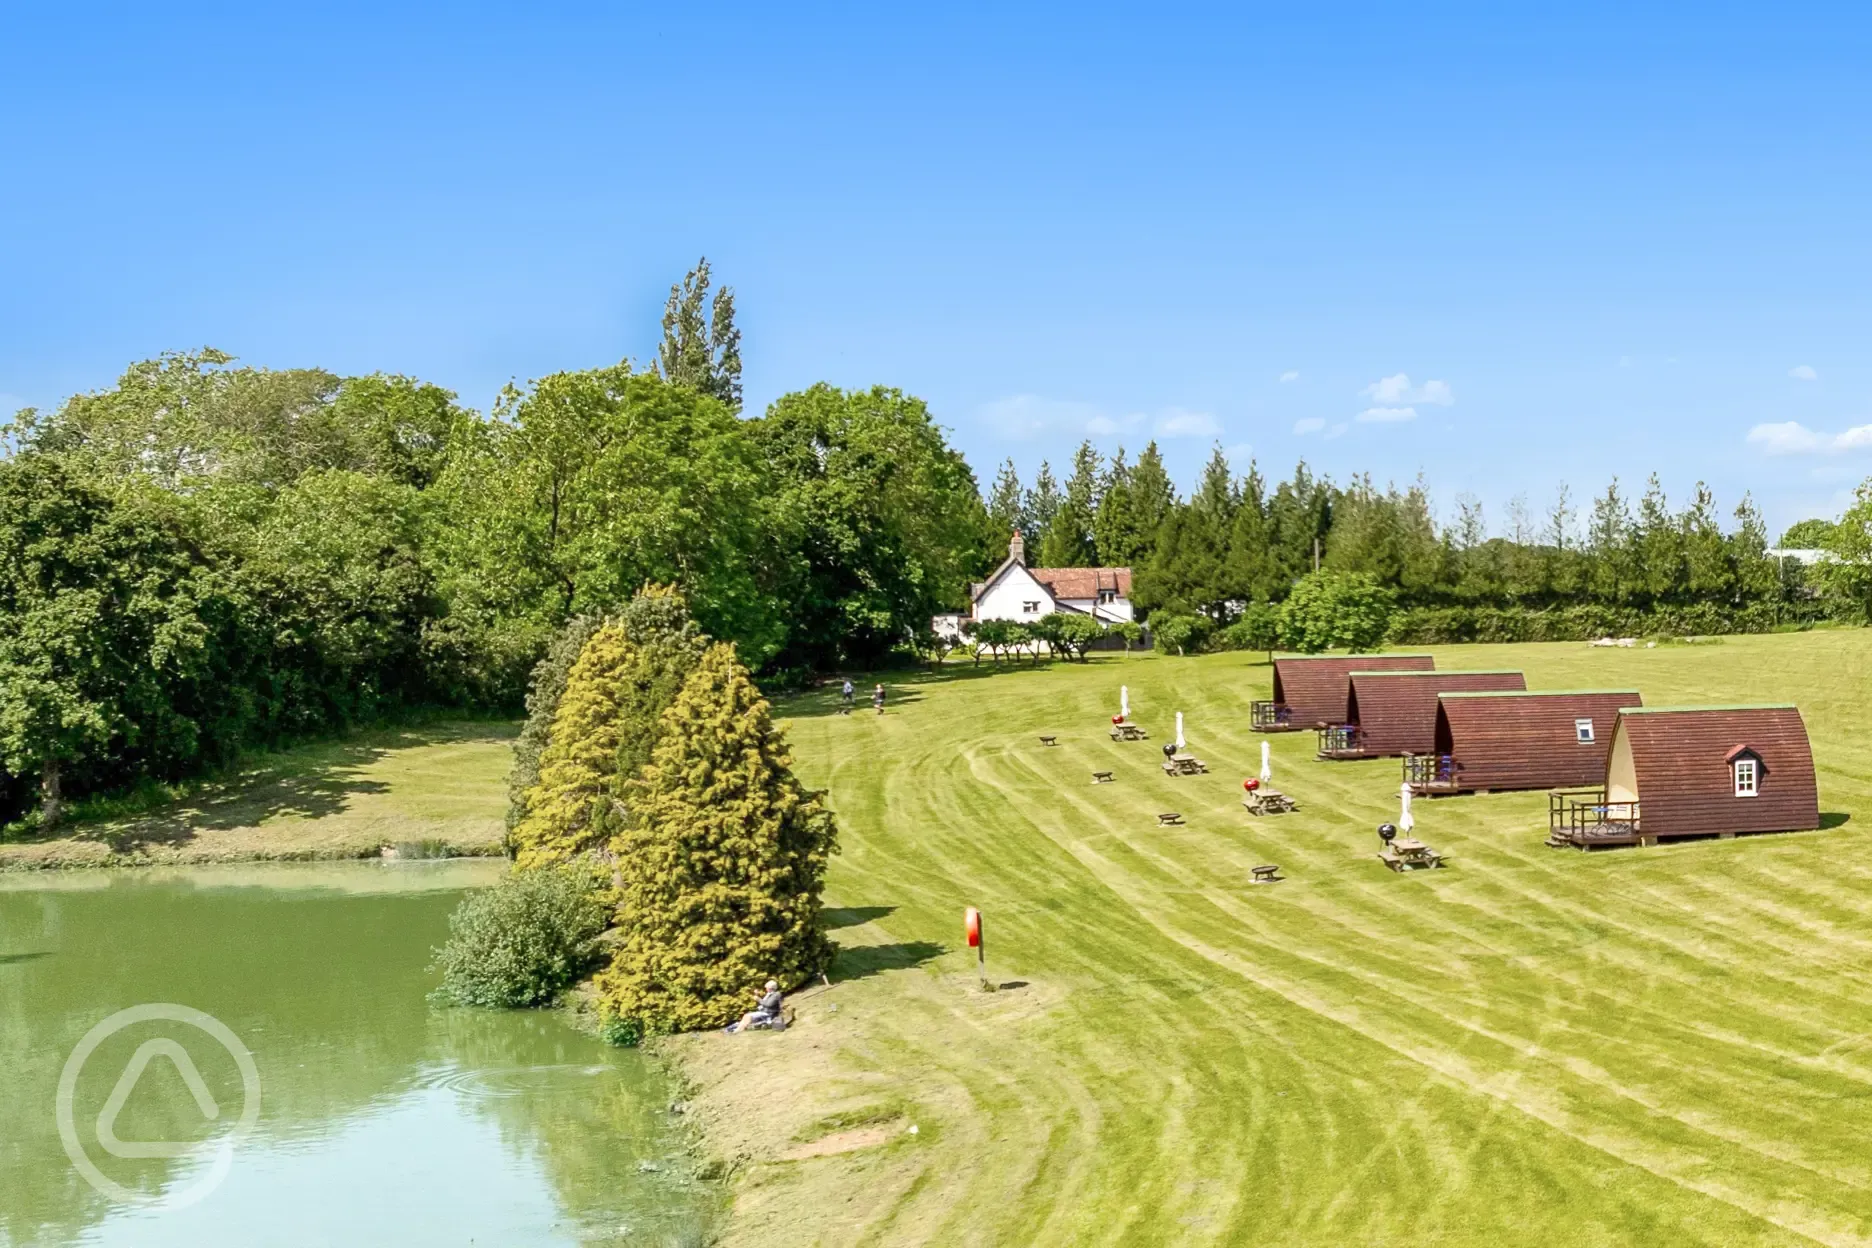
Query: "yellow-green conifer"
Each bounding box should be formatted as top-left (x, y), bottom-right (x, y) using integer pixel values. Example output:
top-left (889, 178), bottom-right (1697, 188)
top-left (509, 621), bottom-right (633, 871)
top-left (596, 642), bottom-right (837, 1032)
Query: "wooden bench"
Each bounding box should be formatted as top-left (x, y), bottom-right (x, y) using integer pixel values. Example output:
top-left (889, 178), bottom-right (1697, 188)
top-left (1157, 812), bottom-right (1185, 826)
top-left (1162, 754), bottom-right (1208, 777)
top-left (1038, 735), bottom-right (1058, 747)
top-left (1242, 788), bottom-right (1297, 816)
top-left (1250, 864), bottom-right (1282, 884)
top-left (1109, 724), bottom-right (1149, 742)
top-left (1379, 838), bottom-right (1445, 872)
top-left (1091, 770), bottom-right (1114, 784)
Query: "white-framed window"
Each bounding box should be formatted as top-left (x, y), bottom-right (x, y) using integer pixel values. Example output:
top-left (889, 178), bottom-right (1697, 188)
top-left (1098, 588), bottom-right (1117, 604)
top-left (1574, 718), bottom-right (1594, 744)
top-left (1022, 601), bottom-right (1041, 613)
top-left (1733, 757), bottom-right (1759, 797)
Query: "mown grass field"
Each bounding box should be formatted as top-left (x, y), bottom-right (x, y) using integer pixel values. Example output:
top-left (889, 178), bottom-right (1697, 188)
top-left (676, 630), bottom-right (1872, 1247)
top-left (0, 721), bottom-right (513, 869)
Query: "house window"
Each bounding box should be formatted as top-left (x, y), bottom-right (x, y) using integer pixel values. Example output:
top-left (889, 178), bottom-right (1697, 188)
top-left (1022, 601), bottom-right (1041, 613)
top-left (1574, 718), bottom-right (1594, 744)
top-left (1098, 589), bottom-right (1117, 604)
top-left (1733, 757), bottom-right (1759, 797)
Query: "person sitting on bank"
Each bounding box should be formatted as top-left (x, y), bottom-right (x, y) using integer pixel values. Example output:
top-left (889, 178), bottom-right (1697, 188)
top-left (726, 980), bottom-right (785, 1034)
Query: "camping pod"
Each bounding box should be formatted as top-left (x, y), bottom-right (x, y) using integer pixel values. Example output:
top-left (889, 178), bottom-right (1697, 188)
top-left (1547, 706), bottom-right (1820, 848)
top-left (1409, 690), bottom-right (1640, 794)
top-left (1253, 654), bottom-right (1434, 732)
top-left (1319, 670), bottom-right (1527, 760)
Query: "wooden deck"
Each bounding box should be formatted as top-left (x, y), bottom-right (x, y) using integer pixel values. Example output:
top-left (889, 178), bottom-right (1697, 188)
top-left (1403, 752), bottom-right (1462, 795)
top-left (1250, 700), bottom-right (1299, 732)
top-left (1315, 724), bottom-right (1366, 761)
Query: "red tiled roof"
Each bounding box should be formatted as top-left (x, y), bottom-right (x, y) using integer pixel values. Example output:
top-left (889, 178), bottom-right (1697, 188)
top-left (1028, 567), bottom-right (1131, 599)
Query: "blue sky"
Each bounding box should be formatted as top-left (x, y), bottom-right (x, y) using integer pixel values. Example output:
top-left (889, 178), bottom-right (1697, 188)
top-left (5, 3), bottom-right (1872, 537)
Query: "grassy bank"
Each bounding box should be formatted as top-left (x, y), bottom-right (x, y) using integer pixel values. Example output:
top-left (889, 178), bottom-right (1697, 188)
top-left (0, 722), bottom-right (515, 870)
top-left (670, 630), bottom-right (1872, 1247)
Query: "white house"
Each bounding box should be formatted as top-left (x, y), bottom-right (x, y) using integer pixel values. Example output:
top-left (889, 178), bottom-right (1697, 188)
top-left (932, 533), bottom-right (1134, 640)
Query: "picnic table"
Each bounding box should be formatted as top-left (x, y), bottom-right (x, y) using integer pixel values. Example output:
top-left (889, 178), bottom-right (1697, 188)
top-left (1378, 837), bottom-right (1445, 872)
top-left (1242, 787), bottom-right (1297, 816)
top-left (1038, 734), bottom-right (1058, 747)
top-left (1250, 864), bottom-right (1282, 884)
top-left (1110, 723), bottom-right (1150, 742)
top-left (1161, 753), bottom-right (1208, 776)
top-left (1091, 769), bottom-right (1114, 784)
top-left (1157, 811), bottom-right (1185, 826)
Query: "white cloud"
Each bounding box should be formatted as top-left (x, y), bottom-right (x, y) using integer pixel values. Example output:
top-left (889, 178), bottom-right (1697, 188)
top-left (1746, 420), bottom-right (1872, 455)
top-left (1360, 373), bottom-right (1453, 407)
top-left (977, 394), bottom-right (1104, 440)
top-left (1790, 364), bottom-right (1819, 382)
top-left (1327, 422), bottom-right (1349, 439)
top-left (1279, 370), bottom-right (1300, 383)
top-left (1356, 406), bottom-right (1419, 423)
top-left (1152, 407), bottom-right (1221, 439)
top-left (1085, 415), bottom-right (1122, 436)
top-left (1293, 417), bottom-right (1326, 435)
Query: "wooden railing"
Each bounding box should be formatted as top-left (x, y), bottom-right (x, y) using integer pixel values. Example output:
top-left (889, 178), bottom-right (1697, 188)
top-left (1250, 700), bottom-right (1293, 731)
top-left (1548, 788), bottom-right (1641, 842)
top-left (1316, 724), bottom-right (1362, 758)
top-left (1403, 753), bottom-right (1458, 789)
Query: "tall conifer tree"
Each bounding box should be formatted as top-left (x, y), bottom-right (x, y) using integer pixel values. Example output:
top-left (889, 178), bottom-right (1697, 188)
top-left (597, 643), bottom-right (837, 1033)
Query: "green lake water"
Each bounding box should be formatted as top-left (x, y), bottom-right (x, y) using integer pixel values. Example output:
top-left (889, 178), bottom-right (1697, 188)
top-left (0, 861), bottom-right (716, 1247)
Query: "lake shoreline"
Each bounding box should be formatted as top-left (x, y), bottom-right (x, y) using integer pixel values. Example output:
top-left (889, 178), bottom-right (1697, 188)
top-left (0, 838), bottom-right (505, 872)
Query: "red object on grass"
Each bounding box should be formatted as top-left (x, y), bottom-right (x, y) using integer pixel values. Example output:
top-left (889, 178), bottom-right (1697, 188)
top-left (1112, 714), bottom-right (1123, 724)
top-left (1243, 778), bottom-right (1260, 791)
top-left (965, 906), bottom-right (983, 948)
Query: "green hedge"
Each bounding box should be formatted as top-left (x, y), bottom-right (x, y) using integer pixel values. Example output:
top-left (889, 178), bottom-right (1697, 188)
top-left (1384, 602), bottom-right (1833, 645)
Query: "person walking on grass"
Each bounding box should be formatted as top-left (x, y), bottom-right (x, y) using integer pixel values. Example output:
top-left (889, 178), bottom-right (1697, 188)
top-left (873, 683), bottom-right (886, 715)
top-left (841, 679), bottom-right (854, 713)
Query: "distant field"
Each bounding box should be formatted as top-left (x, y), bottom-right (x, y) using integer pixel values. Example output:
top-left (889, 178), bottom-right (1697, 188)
top-left (0, 721), bottom-right (514, 869)
top-left (676, 631), bottom-right (1872, 1247)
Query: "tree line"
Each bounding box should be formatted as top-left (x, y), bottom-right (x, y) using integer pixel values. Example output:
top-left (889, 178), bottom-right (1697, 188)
top-left (0, 262), bottom-right (995, 830)
top-left (982, 441), bottom-right (1859, 649)
top-left (4, 257), bottom-right (1870, 831)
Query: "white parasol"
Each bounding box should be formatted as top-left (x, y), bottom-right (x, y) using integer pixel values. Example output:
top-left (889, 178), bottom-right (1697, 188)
top-left (1121, 685), bottom-right (1130, 720)
top-left (1175, 712), bottom-right (1185, 750)
top-left (1399, 782), bottom-right (1415, 835)
top-left (1260, 741), bottom-right (1273, 784)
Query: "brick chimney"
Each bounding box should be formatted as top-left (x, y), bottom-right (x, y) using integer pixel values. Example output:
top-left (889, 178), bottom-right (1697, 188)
top-left (1008, 531), bottom-right (1026, 565)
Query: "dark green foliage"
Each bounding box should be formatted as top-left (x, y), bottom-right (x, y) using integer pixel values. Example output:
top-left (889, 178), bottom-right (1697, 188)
top-left (507, 614), bottom-right (602, 836)
top-left (1278, 571), bottom-right (1395, 653)
top-left (750, 384), bottom-right (993, 671)
top-left (597, 643), bottom-right (837, 1034)
top-left (968, 618), bottom-right (1032, 664)
top-left (1037, 442), bottom-right (1100, 567)
top-left (1781, 517), bottom-right (1837, 548)
top-left (610, 588), bottom-right (709, 782)
top-left (431, 867), bottom-right (610, 1008)
top-left (1216, 603), bottom-right (1282, 658)
top-left (1150, 613), bottom-right (1214, 656)
top-left (0, 456), bottom-right (219, 828)
top-left (657, 257), bottom-right (743, 414)
top-left (1029, 611), bottom-right (1103, 661)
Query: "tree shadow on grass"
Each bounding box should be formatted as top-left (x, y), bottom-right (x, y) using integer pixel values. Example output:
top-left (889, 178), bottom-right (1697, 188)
top-left (1821, 811), bottom-right (1853, 831)
top-left (830, 941), bottom-right (947, 983)
top-left (823, 905), bottom-right (897, 929)
top-left (0, 951), bottom-right (54, 966)
top-left (60, 722), bottom-right (504, 855)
